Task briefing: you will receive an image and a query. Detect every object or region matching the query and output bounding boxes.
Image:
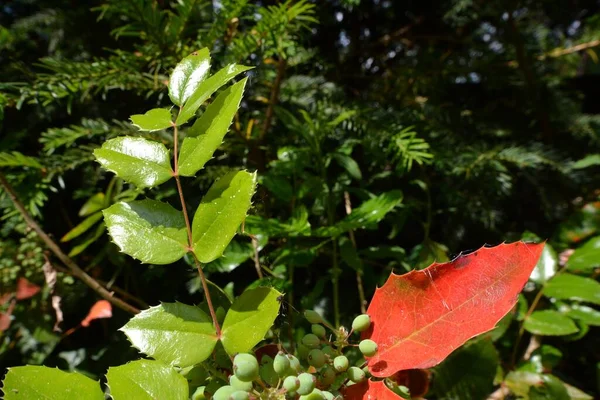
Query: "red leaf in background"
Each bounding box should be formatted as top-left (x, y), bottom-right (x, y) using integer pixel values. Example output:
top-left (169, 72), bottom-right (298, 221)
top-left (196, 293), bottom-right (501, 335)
top-left (15, 277), bottom-right (41, 300)
top-left (0, 293), bottom-right (12, 306)
top-left (364, 241), bottom-right (544, 378)
top-left (0, 299), bottom-right (16, 332)
top-left (81, 300), bottom-right (112, 327)
top-left (344, 379), bottom-right (401, 400)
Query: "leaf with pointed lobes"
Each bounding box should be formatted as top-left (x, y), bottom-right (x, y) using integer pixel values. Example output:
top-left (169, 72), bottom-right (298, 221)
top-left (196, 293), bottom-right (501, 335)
top-left (81, 300), bottom-right (112, 327)
top-left (363, 241), bottom-right (544, 378)
top-left (343, 379), bottom-right (402, 400)
top-left (16, 277), bottom-right (41, 300)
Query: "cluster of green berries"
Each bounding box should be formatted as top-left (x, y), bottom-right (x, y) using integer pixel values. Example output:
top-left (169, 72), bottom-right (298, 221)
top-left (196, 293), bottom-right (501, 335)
top-left (196, 310), bottom-right (378, 400)
top-left (0, 230), bottom-right (44, 286)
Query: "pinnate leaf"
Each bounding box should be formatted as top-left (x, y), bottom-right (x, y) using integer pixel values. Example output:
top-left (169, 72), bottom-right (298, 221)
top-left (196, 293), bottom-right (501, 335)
top-left (178, 78), bottom-right (247, 176)
top-left (81, 300), bottom-right (112, 327)
top-left (524, 310), bottom-right (579, 336)
top-left (106, 359), bottom-right (187, 400)
top-left (130, 108), bottom-right (173, 131)
top-left (192, 170), bottom-right (256, 263)
top-left (221, 287), bottom-right (282, 355)
top-left (363, 241), bottom-right (544, 377)
top-left (120, 302), bottom-right (217, 367)
top-left (103, 199), bottom-right (188, 264)
top-left (94, 137), bottom-right (173, 189)
top-left (168, 49), bottom-right (211, 106)
top-left (2, 366), bottom-right (103, 400)
top-left (544, 273), bottom-right (600, 305)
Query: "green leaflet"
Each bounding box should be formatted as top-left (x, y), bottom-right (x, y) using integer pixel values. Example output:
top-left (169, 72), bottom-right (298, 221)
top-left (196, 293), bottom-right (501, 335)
top-left (93, 137), bottom-right (173, 189)
top-left (178, 78), bottom-right (247, 176)
top-left (106, 360), bottom-right (188, 400)
top-left (544, 273), bottom-right (600, 305)
top-left (566, 235), bottom-right (600, 273)
top-left (130, 108), bottom-right (173, 131)
top-left (61, 211), bottom-right (103, 242)
top-left (168, 49), bottom-right (211, 106)
top-left (524, 310), bottom-right (579, 336)
top-left (192, 170), bottom-right (257, 263)
top-left (103, 199), bottom-right (188, 264)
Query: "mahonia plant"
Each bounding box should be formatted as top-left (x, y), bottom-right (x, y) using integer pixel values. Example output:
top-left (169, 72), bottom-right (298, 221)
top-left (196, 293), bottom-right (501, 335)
top-left (0, 49), bottom-right (546, 400)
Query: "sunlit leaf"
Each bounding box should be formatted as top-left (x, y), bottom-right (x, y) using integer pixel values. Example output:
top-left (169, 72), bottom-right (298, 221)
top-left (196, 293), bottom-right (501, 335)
top-left (544, 273), bottom-right (600, 305)
top-left (566, 235), bottom-right (600, 273)
top-left (524, 310), bottom-right (579, 336)
top-left (79, 193), bottom-right (105, 217)
top-left (169, 49), bottom-right (211, 106)
top-left (561, 304), bottom-right (600, 326)
top-left (130, 108), bottom-right (173, 132)
top-left (61, 212), bottom-right (103, 242)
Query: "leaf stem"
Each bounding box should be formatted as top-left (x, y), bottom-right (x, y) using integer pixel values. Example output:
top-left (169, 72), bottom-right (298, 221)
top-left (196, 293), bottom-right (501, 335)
top-left (344, 191), bottom-right (367, 314)
top-left (0, 172), bottom-right (140, 315)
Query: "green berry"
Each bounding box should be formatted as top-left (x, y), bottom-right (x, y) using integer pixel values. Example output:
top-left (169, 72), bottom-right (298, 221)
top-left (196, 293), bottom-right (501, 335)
top-left (322, 391), bottom-right (335, 400)
top-left (359, 339), bottom-right (378, 357)
top-left (297, 372), bottom-right (316, 395)
top-left (273, 351), bottom-right (291, 376)
top-left (229, 391), bottom-right (250, 400)
top-left (287, 354), bottom-right (301, 374)
top-left (233, 353), bottom-right (259, 382)
top-left (348, 366), bottom-right (366, 383)
top-left (191, 386), bottom-right (207, 400)
top-left (283, 375), bottom-right (300, 392)
top-left (308, 349), bottom-right (326, 368)
top-left (297, 343), bottom-right (310, 360)
top-left (299, 388), bottom-right (325, 400)
top-left (305, 310), bottom-right (323, 324)
top-left (352, 314), bottom-right (371, 332)
top-left (333, 355), bottom-right (349, 372)
top-left (213, 385), bottom-right (236, 400)
top-left (229, 375), bottom-right (253, 392)
top-left (311, 324), bottom-right (326, 338)
top-left (321, 345), bottom-right (336, 358)
top-left (302, 333), bottom-right (321, 349)
top-left (320, 365), bottom-right (336, 386)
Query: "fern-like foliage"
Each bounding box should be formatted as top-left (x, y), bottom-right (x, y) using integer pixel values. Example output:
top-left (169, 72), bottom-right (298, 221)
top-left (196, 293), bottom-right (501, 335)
top-left (389, 126), bottom-right (434, 173)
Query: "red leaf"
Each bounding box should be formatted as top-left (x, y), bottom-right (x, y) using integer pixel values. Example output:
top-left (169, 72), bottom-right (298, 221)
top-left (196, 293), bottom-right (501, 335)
top-left (15, 277), bottom-right (41, 300)
top-left (0, 293), bottom-right (12, 306)
top-left (364, 241), bottom-right (544, 378)
top-left (0, 299), bottom-right (16, 332)
top-left (390, 369), bottom-right (430, 398)
top-left (344, 379), bottom-right (401, 400)
top-left (81, 300), bottom-right (112, 327)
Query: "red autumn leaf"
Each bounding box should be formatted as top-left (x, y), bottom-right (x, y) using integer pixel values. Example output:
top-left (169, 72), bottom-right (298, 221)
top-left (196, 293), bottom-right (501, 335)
top-left (15, 277), bottom-right (41, 300)
top-left (81, 300), bottom-right (112, 327)
top-left (390, 369), bottom-right (430, 398)
top-left (0, 299), bottom-right (16, 332)
top-left (363, 241), bottom-right (544, 378)
top-left (344, 379), bottom-right (401, 400)
top-left (0, 292), bottom-right (12, 306)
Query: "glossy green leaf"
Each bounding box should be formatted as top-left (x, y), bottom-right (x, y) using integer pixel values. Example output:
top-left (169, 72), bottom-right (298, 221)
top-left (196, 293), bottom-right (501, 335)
top-left (192, 170), bottom-right (257, 263)
top-left (505, 372), bottom-right (570, 400)
top-left (221, 287), bottom-right (282, 355)
top-left (176, 64), bottom-right (252, 125)
top-left (566, 236), bottom-right (600, 273)
top-left (544, 273), bottom-right (600, 305)
top-left (94, 137), bottom-right (173, 189)
top-left (529, 242), bottom-right (558, 284)
top-left (120, 303), bottom-right (217, 367)
top-left (106, 359), bottom-right (188, 400)
top-left (178, 78), bottom-right (247, 176)
top-left (524, 310), bottom-right (579, 336)
top-left (527, 345), bottom-right (563, 372)
top-left (79, 192), bottom-right (105, 217)
top-left (130, 108), bottom-right (173, 132)
top-left (2, 366), bottom-right (103, 400)
top-left (313, 190), bottom-right (403, 237)
top-left (168, 49), bottom-right (211, 106)
top-left (561, 304), bottom-right (600, 326)
top-left (205, 236), bottom-right (267, 273)
top-left (332, 152), bottom-right (362, 180)
top-left (61, 212), bottom-right (103, 242)
top-left (103, 200), bottom-right (187, 264)
top-left (68, 222), bottom-right (106, 257)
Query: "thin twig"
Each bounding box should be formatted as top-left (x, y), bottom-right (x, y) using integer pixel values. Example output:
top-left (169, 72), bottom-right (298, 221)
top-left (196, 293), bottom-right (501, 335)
top-left (260, 58), bottom-right (286, 141)
top-left (344, 191), bottom-right (366, 313)
top-left (251, 235), bottom-right (264, 279)
top-left (0, 172), bottom-right (140, 315)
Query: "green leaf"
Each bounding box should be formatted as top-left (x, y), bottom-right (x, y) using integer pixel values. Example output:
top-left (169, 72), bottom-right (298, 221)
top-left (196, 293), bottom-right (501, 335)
top-left (178, 78), bottom-right (247, 176)
top-left (177, 64), bottom-right (252, 125)
top-left (566, 236), bottom-right (600, 273)
top-left (313, 190), bottom-right (403, 237)
top-left (221, 287), bottom-right (282, 355)
top-left (68, 222), bottom-right (106, 257)
top-left (529, 242), bottom-right (558, 284)
top-left (332, 152), bottom-right (362, 180)
top-left (2, 366), bottom-right (103, 400)
top-left (571, 154), bottom-right (600, 169)
top-left (544, 273), bottom-right (600, 305)
top-left (561, 304), bottom-right (600, 326)
top-left (120, 303), bottom-right (217, 367)
top-left (79, 193), bottom-right (105, 217)
top-left (524, 310), bottom-right (579, 336)
top-left (564, 383), bottom-right (594, 400)
top-left (103, 200), bottom-right (188, 264)
top-left (339, 236), bottom-right (363, 271)
top-left (130, 108), bottom-right (173, 132)
top-left (205, 236), bottom-right (267, 273)
top-left (192, 170), bottom-right (257, 263)
top-left (168, 49), bottom-right (211, 106)
top-left (94, 137), bottom-right (173, 189)
top-left (106, 360), bottom-right (188, 400)
top-left (61, 212), bottom-right (103, 242)
top-left (505, 372), bottom-right (570, 400)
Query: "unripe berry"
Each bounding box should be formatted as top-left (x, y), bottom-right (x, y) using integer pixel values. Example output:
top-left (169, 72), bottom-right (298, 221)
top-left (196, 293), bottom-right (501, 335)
top-left (321, 345), bottom-right (336, 358)
top-left (308, 349), bottom-right (326, 368)
top-left (273, 352), bottom-right (290, 376)
top-left (322, 391), bottom-right (335, 400)
top-left (229, 391), bottom-right (249, 400)
top-left (311, 324), bottom-right (326, 338)
top-left (348, 366), bottom-right (366, 383)
top-left (305, 310), bottom-right (323, 324)
top-left (299, 388), bottom-right (325, 400)
top-left (283, 375), bottom-right (300, 392)
top-left (213, 385), bottom-right (236, 400)
top-left (359, 339), bottom-right (378, 357)
top-left (302, 333), bottom-right (321, 349)
top-left (233, 353), bottom-right (259, 382)
top-left (320, 365), bottom-right (336, 386)
top-left (287, 355), bottom-right (302, 374)
top-left (297, 372), bottom-right (316, 395)
top-left (333, 355), bottom-right (349, 372)
top-left (352, 314), bottom-right (371, 332)
top-left (229, 375), bottom-right (253, 392)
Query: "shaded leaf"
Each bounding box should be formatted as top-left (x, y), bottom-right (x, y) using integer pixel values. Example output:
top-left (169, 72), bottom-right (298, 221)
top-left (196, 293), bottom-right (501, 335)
top-left (571, 154), bottom-right (600, 169)
top-left (120, 303), bottom-right (217, 367)
top-left (79, 193), bottom-right (105, 217)
top-left (130, 108), bottom-right (173, 132)
top-left (333, 152), bottom-right (362, 180)
top-left (103, 200), bottom-right (188, 264)
top-left (106, 359), bottom-right (188, 400)
top-left (81, 300), bottom-right (112, 327)
top-left (566, 235), bottom-right (600, 273)
top-left (68, 222), bottom-right (106, 257)
top-left (94, 137), bottom-right (172, 189)
top-left (562, 304), bottom-right (600, 326)
top-left (169, 49), bottom-right (211, 106)
top-left (221, 287), bottom-right (282, 355)
top-left (15, 277), bottom-right (41, 300)
top-left (192, 171), bottom-right (256, 263)
top-left (2, 366), bottom-right (103, 400)
top-left (363, 242), bottom-right (544, 377)
top-left (178, 78), bottom-right (247, 176)
top-left (61, 212), bottom-right (103, 242)
top-left (524, 310), bottom-right (579, 336)
top-left (544, 273), bottom-right (600, 305)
